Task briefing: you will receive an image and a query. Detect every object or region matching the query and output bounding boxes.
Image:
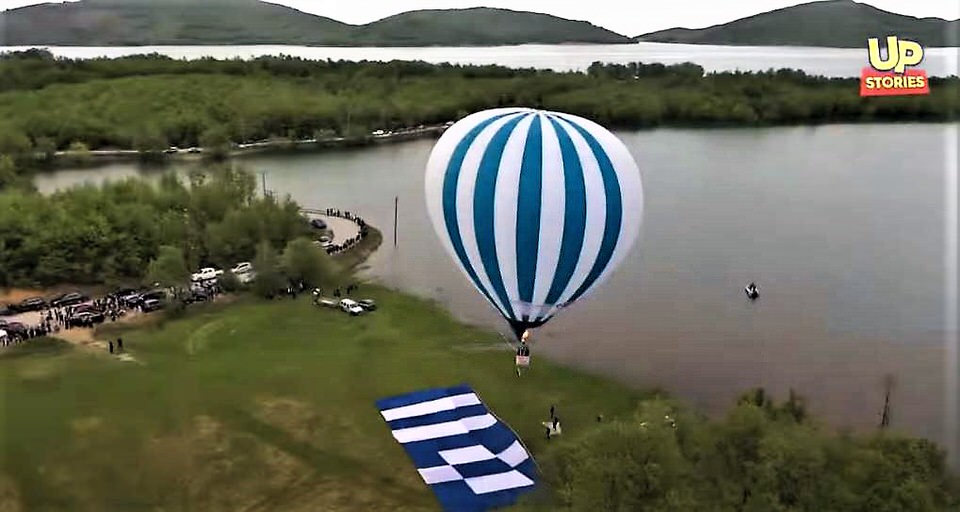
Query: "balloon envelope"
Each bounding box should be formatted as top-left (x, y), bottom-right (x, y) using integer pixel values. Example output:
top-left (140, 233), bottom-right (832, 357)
top-left (424, 108), bottom-right (644, 338)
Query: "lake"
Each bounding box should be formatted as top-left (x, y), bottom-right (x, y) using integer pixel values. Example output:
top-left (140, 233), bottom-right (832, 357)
top-left (3, 43), bottom-right (959, 77)
top-left (35, 123), bottom-right (960, 464)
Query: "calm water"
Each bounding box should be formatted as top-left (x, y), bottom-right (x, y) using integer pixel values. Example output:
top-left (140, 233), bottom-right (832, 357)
top-left (3, 43), bottom-right (959, 77)
top-left (35, 124), bottom-right (959, 462)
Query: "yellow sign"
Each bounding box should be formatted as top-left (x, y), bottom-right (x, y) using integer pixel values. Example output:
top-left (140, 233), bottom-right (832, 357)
top-left (867, 36), bottom-right (924, 74)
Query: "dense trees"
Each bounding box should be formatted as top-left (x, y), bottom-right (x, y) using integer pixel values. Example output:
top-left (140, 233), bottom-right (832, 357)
top-left (538, 390), bottom-right (960, 511)
top-left (0, 51), bottom-right (954, 161)
top-left (145, 245), bottom-right (190, 289)
top-left (282, 237), bottom-right (339, 287)
top-left (0, 165), bottom-right (311, 287)
top-left (252, 240), bottom-right (285, 298)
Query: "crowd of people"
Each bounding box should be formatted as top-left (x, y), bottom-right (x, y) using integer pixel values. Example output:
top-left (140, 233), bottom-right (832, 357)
top-left (0, 321), bottom-right (49, 345)
top-left (2, 288), bottom-right (176, 348)
top-left (322, 208), bottom-right (371, 255)
top-left (1, 292), bottom-right (150, 346)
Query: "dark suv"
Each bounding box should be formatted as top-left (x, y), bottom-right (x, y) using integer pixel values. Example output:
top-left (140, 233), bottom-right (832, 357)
top-left (73, 304), bottom-right (105, 321)
top-left (51, 292), bottom-right (87, 307)
top-left (13, 297), bottom-right (46, 312)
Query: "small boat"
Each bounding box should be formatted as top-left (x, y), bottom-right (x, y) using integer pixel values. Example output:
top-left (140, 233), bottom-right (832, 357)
top-left (745, 284), bottom-right (759, 300)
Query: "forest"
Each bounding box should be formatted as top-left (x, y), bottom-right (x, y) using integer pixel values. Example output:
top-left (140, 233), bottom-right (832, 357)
top-left (0, 164), bottom-right (312, 287)
top-left (539, 390), bottom-right (960, 511)
top-left (0, 50), bottom-right (955, 184)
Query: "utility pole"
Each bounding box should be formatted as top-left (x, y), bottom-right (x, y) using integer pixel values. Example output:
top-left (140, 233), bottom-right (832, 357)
top-left (394, 196), bottom-right (399, 248)
top-left (880, 373), bottom-right (895, 429)
top-left (261, 172), bottom-right (267, 197)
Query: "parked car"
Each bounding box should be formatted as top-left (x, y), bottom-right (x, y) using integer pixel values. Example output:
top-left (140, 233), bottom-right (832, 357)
top-left (120, 292), bottom-right (142, 308)
top-left (73, 303), bottom-right (102, 314)
top-left (310, 218), bottom-right (328, 230)
top-left (68, 311), bottom-right (104, 326)
top-left (358, 299), bottom-right (377, 311)
top-left (5, 322), bottom-right (26, 334)
top-left (187, 289), bottom-right (212, 303)
top-left (164, 146), bottom-right (179, 154)
top-left (140, 289), bottom-right (166, 303)
top-left (318, 234), bottom-right (332, 243)
top-left (13, 297), bottom-right (45, 312)
top-left (231, 262), bottom-right (253, 275)
top-left (141, 299), bottom-right (163, 312)
top-left (0, 305), bottom-right (13, 316)
top-left (191, 267), bottom-right (224, 282)
top-left (339, 299), bottom-right (365, 316)
top-left (187, 147), bottom-right (202, 154)
top-left (51, 292), bottom-right (87, 307)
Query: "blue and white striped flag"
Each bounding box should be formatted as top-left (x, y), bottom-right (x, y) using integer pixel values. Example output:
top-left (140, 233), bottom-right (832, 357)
top-left (376, 385), bottom-right (538, 511)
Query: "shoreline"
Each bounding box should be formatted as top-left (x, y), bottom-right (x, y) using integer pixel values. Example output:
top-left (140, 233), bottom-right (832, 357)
top-left (49, 125), bottom-right (449, 167)
top-left (33, 119), bottom-right (959, 173)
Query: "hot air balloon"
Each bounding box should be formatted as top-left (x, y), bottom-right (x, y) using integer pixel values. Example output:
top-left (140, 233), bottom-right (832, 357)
top-left (424, 108), bottom-right (644, 341)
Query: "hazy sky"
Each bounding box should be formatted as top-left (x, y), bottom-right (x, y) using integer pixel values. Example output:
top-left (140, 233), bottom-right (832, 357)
top-left (1, 0), bottom-right (958, 36)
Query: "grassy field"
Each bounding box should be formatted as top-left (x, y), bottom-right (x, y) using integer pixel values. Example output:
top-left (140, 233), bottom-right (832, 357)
top-left (0, 288), bottom-right (647, 511)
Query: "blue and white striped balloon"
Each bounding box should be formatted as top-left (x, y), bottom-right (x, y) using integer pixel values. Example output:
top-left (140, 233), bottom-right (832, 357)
top-left (425, 108), bottom-right (644, 339)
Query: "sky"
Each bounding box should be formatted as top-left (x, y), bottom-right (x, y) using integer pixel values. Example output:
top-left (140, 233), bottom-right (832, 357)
top-left (1, 0), bottom-right (958, 36)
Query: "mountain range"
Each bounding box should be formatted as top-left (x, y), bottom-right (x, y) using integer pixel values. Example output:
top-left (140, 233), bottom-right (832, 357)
top-left (0, 0), bottom-right (632, 46)
top-left (0, 0), bottom-right (957, 48)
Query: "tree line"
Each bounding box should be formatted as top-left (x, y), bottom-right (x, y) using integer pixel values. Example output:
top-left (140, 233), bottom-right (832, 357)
top-left (0, 50), bottom-right (954, 182)
top-left (534, 389), bottom-right (960, 511)
top-left (0, 164), bottom-right (327, 288)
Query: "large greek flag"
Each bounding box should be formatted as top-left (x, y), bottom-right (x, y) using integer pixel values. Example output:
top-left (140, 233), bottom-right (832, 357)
top-left (376, 385), bottom-right (538, 511)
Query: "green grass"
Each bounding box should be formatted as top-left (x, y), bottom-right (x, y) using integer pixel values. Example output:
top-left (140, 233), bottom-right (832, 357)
top-left (0, 287), bottom-right (646, 511)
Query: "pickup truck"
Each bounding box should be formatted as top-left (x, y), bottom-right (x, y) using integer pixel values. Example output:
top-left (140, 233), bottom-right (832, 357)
top-left (191, 267), bottom-right (224, 282)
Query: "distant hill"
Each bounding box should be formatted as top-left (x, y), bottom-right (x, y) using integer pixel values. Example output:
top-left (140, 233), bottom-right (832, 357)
top-left (0, 0), bottom-right (353, 46)
top-left (0, 0), bottom-right (634, 46)
top-left (351, 8), bottom-right (631, 46)
top-left (635, 0), bottom-right (959, 48)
